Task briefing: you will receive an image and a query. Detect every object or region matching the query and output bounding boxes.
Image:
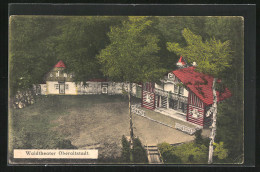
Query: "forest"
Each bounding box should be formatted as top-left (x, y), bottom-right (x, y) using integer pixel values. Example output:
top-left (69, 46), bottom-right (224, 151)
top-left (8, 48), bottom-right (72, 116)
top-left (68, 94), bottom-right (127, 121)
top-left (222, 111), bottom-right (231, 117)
top-left (9, 16), bottom-right (244, 163)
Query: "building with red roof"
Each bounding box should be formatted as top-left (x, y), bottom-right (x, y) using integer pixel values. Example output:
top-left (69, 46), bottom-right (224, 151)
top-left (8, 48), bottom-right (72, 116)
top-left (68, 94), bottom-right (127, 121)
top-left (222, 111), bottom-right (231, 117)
top-left (38, 60), bottom-right (142, 97)
top-left (141, 56), bottom-right (232, 127)
top-left (54, 60), bottom-right (66, 68)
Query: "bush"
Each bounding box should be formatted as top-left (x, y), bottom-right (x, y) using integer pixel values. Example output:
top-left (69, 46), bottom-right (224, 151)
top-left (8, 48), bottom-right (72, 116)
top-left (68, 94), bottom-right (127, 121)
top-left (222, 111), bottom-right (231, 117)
top-left (158, 142), bottom-right (181, 163)
top-left (132, 137), bottom-right (148, 163)
top-left (55, 139), bottom-right (77, 149)
top-left (158, 142), bottom-right (208, 163)
top-left (121, 135), bottom-right (131, 162)
top-left (120, 135), bottom-right (148, 163)
top-left (194, 129), bottom-right (203, 145)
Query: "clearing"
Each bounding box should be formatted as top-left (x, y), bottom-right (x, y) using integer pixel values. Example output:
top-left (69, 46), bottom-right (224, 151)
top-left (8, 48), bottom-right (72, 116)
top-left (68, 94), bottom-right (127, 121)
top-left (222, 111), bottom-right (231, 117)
top-left (9, 95), bottom-right (194, 160)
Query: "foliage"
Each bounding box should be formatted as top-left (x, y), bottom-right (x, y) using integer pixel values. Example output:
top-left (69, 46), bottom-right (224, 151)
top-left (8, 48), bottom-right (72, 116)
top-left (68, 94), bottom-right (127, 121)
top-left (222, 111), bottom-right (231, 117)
top-left (97, 16), bottom-right (167, 83)
top-left (213, 142), bottom-right (228, 160)
top-left (158, 142), bottom-right (208, 163)
top-left (194, 129), bottom-right (203, 145)
top-left (120, 136), bottom-right (148, 163)
top-left (121, 135), bottom-right (131, 162)
top-left (204, 17), bottom-right (244, 163)
top-left (56, 16), bottom-right (126, 84)
top-left (132, 137), bottom-right (148, 163)
top-left (157, 142), bottom-right (181, 163)
top-left (167, 28), bottom-right (232, 77)
top-left (9, 16), bottom-right (61, 96)
top-left (56, 139), bottom-right (77, 149)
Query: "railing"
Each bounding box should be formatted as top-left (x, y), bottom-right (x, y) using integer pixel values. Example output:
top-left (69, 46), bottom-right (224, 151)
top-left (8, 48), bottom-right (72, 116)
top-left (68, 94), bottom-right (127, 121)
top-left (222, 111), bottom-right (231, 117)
top-left (175, 122), bottom-right (199, 135)
top-left (154, 88), bottom-right (168, 97)
top-left (131, 104), bottom-right (145, 116)
top-left (154, 88), bottom-right (188, 103)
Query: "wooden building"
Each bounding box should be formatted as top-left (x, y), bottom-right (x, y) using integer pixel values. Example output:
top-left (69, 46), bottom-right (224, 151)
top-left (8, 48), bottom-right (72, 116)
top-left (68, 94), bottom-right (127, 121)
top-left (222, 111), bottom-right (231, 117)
top-left (142, 57), bottom-right (232, 127)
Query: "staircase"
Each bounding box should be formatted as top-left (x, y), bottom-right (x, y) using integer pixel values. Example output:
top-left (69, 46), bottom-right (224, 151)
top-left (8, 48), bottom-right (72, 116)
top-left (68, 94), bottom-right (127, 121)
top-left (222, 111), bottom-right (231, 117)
top-left (146, 145), bottom-right (163, 164)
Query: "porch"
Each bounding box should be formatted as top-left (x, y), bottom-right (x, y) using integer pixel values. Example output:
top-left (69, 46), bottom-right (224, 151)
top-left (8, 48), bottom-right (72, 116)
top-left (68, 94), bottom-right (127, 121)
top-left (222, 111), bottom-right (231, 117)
top-left (154, 107), bottom-right (202, 129)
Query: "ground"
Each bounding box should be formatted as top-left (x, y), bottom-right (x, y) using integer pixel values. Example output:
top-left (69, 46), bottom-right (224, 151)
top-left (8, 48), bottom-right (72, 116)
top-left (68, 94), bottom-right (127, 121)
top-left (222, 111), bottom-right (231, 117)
top-left (9, 95), bottom-right (195, 161)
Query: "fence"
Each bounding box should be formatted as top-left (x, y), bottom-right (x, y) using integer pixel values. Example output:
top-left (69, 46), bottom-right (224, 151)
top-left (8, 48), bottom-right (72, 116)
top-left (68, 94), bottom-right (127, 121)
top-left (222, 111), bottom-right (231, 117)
top-left (175, 122), bottom-right (199, 135)
top-left (131, 104), bottom-right (145, 116)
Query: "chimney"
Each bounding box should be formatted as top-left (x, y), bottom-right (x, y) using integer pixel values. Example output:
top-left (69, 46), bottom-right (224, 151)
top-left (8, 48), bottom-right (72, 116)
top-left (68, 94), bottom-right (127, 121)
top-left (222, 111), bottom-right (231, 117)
top-left (176, 56), bottom-right (187, 68)
top-left (192, 62), bottom-right (197, 67)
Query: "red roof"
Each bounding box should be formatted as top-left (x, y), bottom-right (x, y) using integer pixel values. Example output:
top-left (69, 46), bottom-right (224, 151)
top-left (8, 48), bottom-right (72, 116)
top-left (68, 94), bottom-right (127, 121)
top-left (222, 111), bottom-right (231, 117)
top-left (177, 56), bottom-right (186, 66)
top-left (172, 67), bottom-right (232, 105)
top-left (55, 60), bottom-right (66, 68)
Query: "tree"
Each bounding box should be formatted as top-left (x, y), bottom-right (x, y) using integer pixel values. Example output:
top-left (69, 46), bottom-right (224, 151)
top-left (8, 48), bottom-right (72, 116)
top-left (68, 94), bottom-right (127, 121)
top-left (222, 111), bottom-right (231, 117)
top-left (203, 17), bottom-right (244, 163)
top-left (97, 17), bottom-right (166, 161)
top-left (213, 142), bottom-right (228, 160)
top-left (9, 16), bottom-right (61, 96)
top-left (167, 28), bottom-right (232, 164)
top-left (56, 16), bottom-right (126, 84)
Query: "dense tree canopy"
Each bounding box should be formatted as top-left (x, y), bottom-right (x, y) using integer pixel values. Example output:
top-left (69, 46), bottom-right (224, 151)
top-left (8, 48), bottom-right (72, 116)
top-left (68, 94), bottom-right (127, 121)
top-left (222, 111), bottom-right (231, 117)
top-left (56, 16), bottom-right (126, 83)
top-left (97, 16), bottom-right (166, 83)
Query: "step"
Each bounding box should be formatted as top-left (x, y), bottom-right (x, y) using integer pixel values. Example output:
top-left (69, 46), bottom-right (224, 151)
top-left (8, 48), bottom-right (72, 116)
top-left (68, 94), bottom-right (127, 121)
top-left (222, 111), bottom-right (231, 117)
top-left (149, 153), bottom-right (160, 155)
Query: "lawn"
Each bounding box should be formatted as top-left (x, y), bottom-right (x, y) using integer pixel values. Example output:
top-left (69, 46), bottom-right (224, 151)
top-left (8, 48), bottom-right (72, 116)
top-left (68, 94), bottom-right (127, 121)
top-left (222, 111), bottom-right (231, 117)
top-left (9, 95), bottom-right (194, 163)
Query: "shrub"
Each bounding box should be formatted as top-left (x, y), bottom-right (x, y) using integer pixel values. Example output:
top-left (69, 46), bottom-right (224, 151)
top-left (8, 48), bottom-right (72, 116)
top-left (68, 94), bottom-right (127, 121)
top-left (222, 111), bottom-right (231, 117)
top-left (132, 137), bottom-right (148, 163)
top-left (120, 135), bottom-right (148, 163)
top-left (121, 135), bottom-right (130, 163)
top-left (55, 139), bottom-right (77, 149)
top-left (158, 142), bottom-right (181, 163)
top-left (158, 142), bottom-right (208, 163)
top-left (194, 129), bottom-right (203, 145)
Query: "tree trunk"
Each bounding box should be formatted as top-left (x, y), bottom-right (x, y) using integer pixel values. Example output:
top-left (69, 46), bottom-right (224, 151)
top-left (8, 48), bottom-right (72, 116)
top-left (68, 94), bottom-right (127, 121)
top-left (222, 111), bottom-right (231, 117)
top-left (128, 83), bottom-right (134, 162)
top-left (208, 78), bottom-right (218, 164)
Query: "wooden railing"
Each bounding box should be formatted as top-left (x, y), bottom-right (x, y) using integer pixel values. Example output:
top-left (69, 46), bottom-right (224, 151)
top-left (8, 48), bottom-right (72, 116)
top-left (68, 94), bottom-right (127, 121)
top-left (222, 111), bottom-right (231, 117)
top-left (131, 104), bottom-right (145, 116)
top-left (154, 88), bottom-right (188, 103)
top-left (175, 122), bottom-right (199, 135)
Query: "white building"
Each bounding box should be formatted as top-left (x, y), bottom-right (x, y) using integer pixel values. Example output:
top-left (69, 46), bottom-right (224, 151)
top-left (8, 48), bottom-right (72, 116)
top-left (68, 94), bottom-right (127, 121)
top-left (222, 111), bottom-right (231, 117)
top-left (36, 60), bottom-right (142, 98)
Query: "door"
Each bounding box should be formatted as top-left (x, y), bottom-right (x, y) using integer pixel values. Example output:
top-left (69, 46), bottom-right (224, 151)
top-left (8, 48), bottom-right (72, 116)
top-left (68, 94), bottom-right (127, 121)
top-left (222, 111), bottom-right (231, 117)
top-left (59, 83), bottom-right (65, 94)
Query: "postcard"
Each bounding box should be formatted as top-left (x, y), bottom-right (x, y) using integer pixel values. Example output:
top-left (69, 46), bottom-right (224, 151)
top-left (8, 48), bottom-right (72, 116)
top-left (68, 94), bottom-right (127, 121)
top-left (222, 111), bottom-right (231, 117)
top-left (8, 15), bottom-right (245, 165)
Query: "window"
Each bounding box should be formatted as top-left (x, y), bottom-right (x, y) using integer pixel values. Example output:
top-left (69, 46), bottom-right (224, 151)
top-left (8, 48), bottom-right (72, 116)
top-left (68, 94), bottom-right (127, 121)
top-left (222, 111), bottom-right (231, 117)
top-left (102, 87), bottom-right (107, 94)
top-left (54, 84), bottom-right (59, 89)
top-left (64, 73), bottom-right (67, 77)
top-left (56, 71), bottom-right (60, 77)
top-left (174, 85), bottom-right (178, 93)
top-left (179, 86), bottom-right (184, 95)
top-left (65, 84), bottom-right (69, 89)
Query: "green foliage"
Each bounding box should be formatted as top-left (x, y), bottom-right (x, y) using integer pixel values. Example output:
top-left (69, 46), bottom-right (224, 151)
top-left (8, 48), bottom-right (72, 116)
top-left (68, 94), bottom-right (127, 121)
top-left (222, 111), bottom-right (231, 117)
top-left (97, 16), bottom-right (167, 83)
top-left (120, 136), bottom-right (148, 163)
top-left (167, 28), bottom-right (232, 77)
top-left (9, 16), bottom-right (61, 96)
top-left (203, 17), bottom-right (244, 163)
top-left (158, 142), bottom-right (208, 163)
top-left (132, 137), bottom-right (148, 163)
top-left (56, 139), bottom-right (77, 149)
top-left (121, 135), bottom-right (131, 162)
top-left (157, 142), bottom-right (181, 163)
top-left (213, 142), bottom-right (228, 160)
top-left (194, 130), bottom-right (203, 145)
top-left (56, 16), bottom-right (126, 83)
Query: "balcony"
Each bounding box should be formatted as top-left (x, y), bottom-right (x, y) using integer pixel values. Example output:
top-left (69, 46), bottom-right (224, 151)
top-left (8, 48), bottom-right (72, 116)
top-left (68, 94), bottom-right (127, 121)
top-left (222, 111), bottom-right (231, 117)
top-left (154, 88), bottom-right (188, 103)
